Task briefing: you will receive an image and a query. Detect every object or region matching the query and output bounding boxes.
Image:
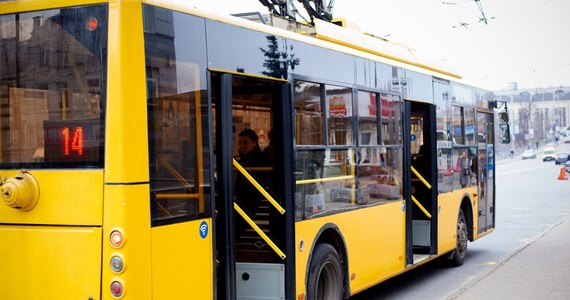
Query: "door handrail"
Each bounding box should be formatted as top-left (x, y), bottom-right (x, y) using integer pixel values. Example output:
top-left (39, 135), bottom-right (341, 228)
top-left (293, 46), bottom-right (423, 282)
top-left (233, 159), bottom-right (285, 215)
top-left (411, 166), bottom-right (432, 189)
top-left (296, 175), bottom-right (354, 185)
top-left (410, 166), bottom-right (432, 218)
top-left (234, 202), bottom-right (286, 259)
top-left (411, 195), bottom-right (432, 219)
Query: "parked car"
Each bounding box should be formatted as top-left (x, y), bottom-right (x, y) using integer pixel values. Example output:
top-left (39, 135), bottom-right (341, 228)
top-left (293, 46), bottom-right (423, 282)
top-left (555, 152), bottom-right (570, 164)
top-left (543, 147), bottom-right (556, 162)
top-left (522, 149), bottom-right (536, 159)
top-left (565, 160), bottom-right (570, 173)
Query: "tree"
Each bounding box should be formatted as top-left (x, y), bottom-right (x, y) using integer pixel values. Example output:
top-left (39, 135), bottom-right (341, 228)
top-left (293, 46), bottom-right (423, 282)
top-left (260, 36), bottom-right (300, 79)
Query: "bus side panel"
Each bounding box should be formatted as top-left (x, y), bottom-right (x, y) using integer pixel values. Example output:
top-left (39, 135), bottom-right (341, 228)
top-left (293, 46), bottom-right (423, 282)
top-left (295, 201), bottom-right (406, 297)
top-left (437, 188), bottom-right (476, 255)
top-left (0, 170), bottom-right (104, 226)
top-left (101, 184), bottom-right (152, 299)
top-left (151, 219), bottom-right (213, 300)
top-left (0, 226), bottom-right (102, 300)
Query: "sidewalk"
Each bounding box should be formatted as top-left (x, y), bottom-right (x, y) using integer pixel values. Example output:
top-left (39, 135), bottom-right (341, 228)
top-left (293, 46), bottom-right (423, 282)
top-left (450, 218), bottom-right (570, 299)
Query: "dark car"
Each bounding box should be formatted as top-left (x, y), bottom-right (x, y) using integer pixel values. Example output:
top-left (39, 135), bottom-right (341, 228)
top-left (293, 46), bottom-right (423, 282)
top-left (555, 152), bottom-right (570, 165)
top-left (565, 160), bottom-right (570, 173)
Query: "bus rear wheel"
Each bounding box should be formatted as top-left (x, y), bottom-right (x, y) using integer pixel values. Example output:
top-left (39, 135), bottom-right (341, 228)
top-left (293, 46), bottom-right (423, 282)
top-left (307, 243), bottom-right (343, 300)
top-left (447, 210), bottom-right (468, 266)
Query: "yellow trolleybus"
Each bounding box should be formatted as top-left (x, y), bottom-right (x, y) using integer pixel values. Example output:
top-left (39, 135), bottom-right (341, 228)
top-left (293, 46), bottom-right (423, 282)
top-left (0, 1), bottom-right (510, 299)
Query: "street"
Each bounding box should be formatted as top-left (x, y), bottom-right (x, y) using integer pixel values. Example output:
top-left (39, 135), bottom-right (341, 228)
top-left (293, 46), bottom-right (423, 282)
top-left (351, 143), bottom-right (570, 300)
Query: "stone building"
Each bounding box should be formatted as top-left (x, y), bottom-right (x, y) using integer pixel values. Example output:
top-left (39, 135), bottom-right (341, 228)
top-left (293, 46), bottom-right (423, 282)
top-left (494, 87), bottom-right (570, 149)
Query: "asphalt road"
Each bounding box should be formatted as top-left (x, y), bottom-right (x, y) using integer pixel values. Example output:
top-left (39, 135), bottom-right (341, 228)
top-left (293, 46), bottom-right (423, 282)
top-left (351, 144), bottom-right (570, 300)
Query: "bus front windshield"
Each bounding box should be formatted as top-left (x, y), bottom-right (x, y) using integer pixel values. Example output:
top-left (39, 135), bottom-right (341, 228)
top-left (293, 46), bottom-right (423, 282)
top-left (0, 4), bottom-right (107, 168)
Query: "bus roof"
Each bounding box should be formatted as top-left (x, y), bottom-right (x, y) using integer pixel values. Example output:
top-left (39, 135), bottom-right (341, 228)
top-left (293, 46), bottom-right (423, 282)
top-left (312, 18), bottom-right (461, 79)
top-left (1, 0), bottom-right (462, 81)
top-left (144, 0), bottom-right (462, 81)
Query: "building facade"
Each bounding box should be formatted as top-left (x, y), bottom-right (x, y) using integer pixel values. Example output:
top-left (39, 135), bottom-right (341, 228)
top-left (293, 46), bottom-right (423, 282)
top-left (495, 87), bottom-right (570, 149)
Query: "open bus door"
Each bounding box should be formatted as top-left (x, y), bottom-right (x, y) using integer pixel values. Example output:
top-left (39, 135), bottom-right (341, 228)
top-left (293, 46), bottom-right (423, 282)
top-left (211, 72), bottom-right (294, 300)
top-left (477, 112), bottom-right (495, 233)
top-left (405, 100), bottom-right (438, 265)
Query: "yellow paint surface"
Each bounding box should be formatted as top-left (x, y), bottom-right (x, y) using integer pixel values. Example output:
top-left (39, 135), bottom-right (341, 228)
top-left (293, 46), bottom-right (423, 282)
top-left (0, 170), bottom-right (104, 226)
top-left (0, 225), bottom-right (102, 300)
top-left (151, 219), bottom-right (214, 300)
top-left (295, 201), bottom-right (406, 297)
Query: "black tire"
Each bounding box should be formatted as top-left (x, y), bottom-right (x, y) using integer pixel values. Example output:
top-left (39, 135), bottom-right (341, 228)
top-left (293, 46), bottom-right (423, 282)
top-left (307, 243), bottom-right (343, 300)
top-left (447, 210), bottom-right (468, 266)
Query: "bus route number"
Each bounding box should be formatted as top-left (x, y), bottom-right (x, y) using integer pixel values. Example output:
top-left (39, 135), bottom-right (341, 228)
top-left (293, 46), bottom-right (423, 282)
top-left (61, 126), bottom-right (84, 156)
top-left (44, 119), bottom-right (100, 163)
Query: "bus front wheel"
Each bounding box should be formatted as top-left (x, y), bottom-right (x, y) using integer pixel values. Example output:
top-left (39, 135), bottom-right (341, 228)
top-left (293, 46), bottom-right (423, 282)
top-left (447, 210), bottom-right (468, 266)
top-left (307, 243), bottom-right (343, 300)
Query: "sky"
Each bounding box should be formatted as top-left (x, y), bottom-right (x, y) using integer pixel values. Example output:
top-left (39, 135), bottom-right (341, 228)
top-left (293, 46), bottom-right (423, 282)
top-left (190, 0), bottom-right (570, 91)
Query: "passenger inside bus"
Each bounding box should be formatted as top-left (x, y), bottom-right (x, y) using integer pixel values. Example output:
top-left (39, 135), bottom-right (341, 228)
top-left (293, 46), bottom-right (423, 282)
top-left (235, 128), bottom-right (267, 210)
top-left (234, 129), bottom-right (269, 249)
top-left (237, 129), bottom-right (265, 166)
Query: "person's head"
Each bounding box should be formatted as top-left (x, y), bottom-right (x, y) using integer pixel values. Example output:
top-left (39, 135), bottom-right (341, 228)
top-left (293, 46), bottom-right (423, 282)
top-left (238, 129), bottom-right (260, 155)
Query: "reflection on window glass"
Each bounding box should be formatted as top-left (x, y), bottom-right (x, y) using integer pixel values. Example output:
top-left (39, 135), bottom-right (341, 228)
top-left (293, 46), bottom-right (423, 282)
top-left (464, 108), bottom-right (476, 145)
top-left (434, 81), bottom-right (453, 192)
top-left (0, 5), bottom-right (107, 168)
top-left (452, 147), bottom-right (477, 189)
top-left (288, 40), bottom-right (353, 84)
top-left (477, 112), bottom-right (487, 146)
top-left (357, 146), bottom-right (402, 205)
top-left (407, 70), bottom-right (433, 101)
top-left (144, 5), bottom-right (211, 224)
top-left (326, 85), bottom-right (353, 146)
top-left (358, 91), bottom-right (378, 145)
top-left (206, 19), bottom-right (290, 79)
top-left (295, 149), bottom-right (356, 220)
top-left (452, 106), bottom-right (464, 145)
top-left (294, 80), bottom-right (323, 145)
top-left (381, 93), bottom-right (402, 145)
top-left (437, 146), bottom-right (453, 193)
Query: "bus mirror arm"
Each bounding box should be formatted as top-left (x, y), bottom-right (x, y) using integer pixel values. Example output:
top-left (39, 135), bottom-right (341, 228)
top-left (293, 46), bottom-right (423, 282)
top-left (492, 99), bottom-right (508, 110)
top-left (492, 100), bottom-right (511, 144)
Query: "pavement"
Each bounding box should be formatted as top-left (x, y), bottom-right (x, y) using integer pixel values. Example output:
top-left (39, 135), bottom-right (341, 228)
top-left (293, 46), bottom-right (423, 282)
top-left (450, 217), bottom-right (570, 300)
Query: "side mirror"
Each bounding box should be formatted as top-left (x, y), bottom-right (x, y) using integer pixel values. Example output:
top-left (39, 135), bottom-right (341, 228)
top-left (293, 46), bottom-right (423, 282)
top-left (499, 112), bottom-right (509, 123)
top-left (499, 123), bottom-right (511, 144)
top-left (498, 111), bottom-right (510, 144)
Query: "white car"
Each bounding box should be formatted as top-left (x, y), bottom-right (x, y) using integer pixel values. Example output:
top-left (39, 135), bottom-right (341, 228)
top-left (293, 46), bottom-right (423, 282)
top-left (522, 149), bottom-right (536, 159)
top-left (543, 147), bottom-right (556, 162)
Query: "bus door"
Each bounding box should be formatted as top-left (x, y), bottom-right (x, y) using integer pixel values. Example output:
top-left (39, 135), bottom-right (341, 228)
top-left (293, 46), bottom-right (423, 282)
top-left (407, 100), bottom-right (438, 263)
top-left (477, 112), bottom-right (495, 233)
top-left (211, 72), bottom-right (294, 300)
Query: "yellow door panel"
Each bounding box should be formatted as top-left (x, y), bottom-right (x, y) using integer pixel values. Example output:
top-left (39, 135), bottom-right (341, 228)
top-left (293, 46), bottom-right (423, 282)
top-left (437, 192), bottom-right (459, 254)
top-left (0, 225), bottom-right (102, 300)
top-left (295, 201), bottom-right (406, 297)
top-left (437, 188), bottom-right (476, 254)
top-left (0, 170), bottom-right (104, 226)
top-left (151, 219), bottom-right (213, 300)
top-left (346, 202), bottom-right (406, 293)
